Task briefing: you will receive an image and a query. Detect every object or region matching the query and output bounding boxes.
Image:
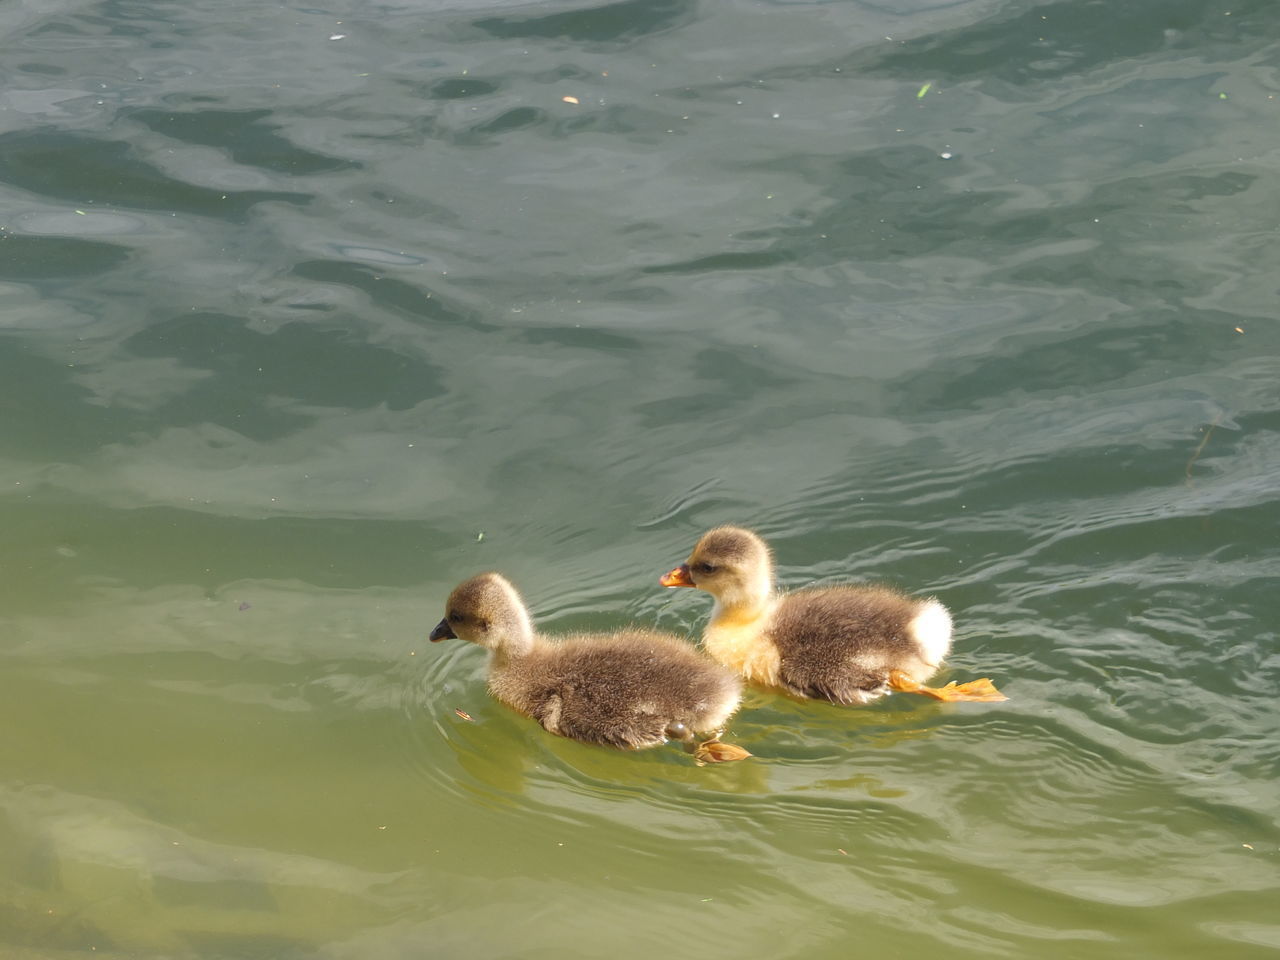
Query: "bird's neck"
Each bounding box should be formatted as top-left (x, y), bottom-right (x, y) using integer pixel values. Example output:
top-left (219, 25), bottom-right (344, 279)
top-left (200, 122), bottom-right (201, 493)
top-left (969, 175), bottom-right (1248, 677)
top-left (710, 596), bottom-right (770, 628)
top-left (488, 618), bottom-right (537, 663)
top-left (709, 562), bottom-right (775, 627)
top-left (704, 596), bottom-right (780, 686)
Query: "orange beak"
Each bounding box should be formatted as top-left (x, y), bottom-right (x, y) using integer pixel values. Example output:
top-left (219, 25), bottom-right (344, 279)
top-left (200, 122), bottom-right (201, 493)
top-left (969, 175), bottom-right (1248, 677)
top-left (660, 563), bottom-right (695, 588)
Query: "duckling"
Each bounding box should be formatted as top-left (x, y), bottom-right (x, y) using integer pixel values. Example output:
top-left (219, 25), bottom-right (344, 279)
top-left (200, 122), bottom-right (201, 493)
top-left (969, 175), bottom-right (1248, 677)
top-left (660, 527), bottom-right (1006, 705)
top-left (429, 572), bottom-right (749, 761)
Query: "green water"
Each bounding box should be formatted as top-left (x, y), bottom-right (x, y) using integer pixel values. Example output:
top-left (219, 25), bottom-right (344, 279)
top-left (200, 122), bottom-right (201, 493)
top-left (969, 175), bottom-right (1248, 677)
top-left (2, 0), bottom-right (1279, 956)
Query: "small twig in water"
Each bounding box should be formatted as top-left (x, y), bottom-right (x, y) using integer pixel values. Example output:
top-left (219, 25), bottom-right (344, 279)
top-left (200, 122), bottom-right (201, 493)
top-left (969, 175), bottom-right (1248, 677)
top-left (1185, 413), bottom-right (1223, 485)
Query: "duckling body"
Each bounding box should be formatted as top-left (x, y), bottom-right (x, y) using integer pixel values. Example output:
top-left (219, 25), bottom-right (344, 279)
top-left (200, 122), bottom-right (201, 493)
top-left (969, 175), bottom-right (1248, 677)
top-left (661, 527), bottom-right (1004, 705)
top-left (486, 628), bottom-right (744, 748)
top-left (430, 572), bottom-right (745, 753)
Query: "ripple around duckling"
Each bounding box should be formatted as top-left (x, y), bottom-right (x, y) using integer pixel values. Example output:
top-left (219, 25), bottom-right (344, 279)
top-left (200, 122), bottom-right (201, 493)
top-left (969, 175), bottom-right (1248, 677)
top-left (424, 680), bottom-right (1015, 864)
top-left (395, 638), bottom-right (499, 794)
top-left (394, 627), bottom-right (765, 835)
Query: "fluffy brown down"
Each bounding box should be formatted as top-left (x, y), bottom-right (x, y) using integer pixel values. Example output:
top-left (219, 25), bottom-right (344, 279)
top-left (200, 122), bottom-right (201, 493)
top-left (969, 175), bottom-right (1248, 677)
top-left (767, 585), bottom-right (924, 703)
top-left (490, 630), bottom-right (741, 749)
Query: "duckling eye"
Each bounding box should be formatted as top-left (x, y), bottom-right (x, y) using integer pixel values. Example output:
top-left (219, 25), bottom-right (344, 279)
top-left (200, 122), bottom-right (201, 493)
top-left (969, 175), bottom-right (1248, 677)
top-left (692, 562), bottom-right (718, 575)
top-left (448, 610), bottom-right (462, 623)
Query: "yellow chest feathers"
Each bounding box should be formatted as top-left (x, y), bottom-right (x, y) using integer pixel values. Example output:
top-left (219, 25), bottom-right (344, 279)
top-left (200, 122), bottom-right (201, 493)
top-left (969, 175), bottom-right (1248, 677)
top-left (704, 612), bottom-right (781, 687)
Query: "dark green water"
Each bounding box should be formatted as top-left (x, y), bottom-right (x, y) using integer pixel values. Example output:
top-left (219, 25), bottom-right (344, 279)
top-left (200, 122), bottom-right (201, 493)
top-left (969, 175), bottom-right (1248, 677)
top-left (2, 0), bottom-right (1278, 957)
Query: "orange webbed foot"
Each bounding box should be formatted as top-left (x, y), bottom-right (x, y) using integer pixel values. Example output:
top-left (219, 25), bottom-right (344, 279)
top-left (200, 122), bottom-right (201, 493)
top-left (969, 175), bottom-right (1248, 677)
top-left (692, 739), bottom-right (752, 764)
top-left (924, 677), bottom-right (1008, 702)
top-left (889, 670), bottom-right (1008, 703)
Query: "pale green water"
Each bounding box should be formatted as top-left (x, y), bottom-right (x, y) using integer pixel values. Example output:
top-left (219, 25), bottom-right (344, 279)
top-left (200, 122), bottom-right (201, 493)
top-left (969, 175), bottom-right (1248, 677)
top-left (2, 0), bottom-right (1279, 957)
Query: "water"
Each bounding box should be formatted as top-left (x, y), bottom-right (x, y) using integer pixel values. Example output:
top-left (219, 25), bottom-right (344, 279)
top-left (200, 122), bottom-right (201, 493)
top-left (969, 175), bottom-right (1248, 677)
top-left (2, 0), bottom-right (1278, 956)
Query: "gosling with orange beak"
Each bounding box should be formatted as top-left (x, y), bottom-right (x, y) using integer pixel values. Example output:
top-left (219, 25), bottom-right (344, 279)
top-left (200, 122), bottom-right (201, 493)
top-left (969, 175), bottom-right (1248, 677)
top-left (661, 527), bottom-right (1005, 705)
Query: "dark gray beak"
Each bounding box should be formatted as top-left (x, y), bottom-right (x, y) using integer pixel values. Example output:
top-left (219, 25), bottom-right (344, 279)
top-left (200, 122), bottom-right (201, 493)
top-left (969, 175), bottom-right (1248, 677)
top-left (429, 618), bottom-right (456, 643)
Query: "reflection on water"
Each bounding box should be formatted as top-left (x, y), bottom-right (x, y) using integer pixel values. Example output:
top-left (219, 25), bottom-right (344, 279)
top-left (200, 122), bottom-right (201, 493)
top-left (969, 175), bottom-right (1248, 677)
top-left (2, 0), bottom-right (1279, 956)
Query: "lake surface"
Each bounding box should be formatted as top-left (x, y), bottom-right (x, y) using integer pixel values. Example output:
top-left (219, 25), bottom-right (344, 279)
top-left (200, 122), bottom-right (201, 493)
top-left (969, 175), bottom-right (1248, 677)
top-left (2, 0), bottom-right (1278, 957)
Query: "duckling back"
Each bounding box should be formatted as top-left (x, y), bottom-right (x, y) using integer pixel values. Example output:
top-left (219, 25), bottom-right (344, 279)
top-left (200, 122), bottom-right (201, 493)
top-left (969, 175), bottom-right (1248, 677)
top-left (766, 585), bottom-right (952, 703)
top-left (488, 629), bottom-right (741, 750)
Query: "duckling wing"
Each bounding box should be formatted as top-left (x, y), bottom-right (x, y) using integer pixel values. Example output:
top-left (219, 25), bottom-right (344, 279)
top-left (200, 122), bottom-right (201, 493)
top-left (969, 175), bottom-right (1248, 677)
top-left (768, 587), bottom-right (921, 704)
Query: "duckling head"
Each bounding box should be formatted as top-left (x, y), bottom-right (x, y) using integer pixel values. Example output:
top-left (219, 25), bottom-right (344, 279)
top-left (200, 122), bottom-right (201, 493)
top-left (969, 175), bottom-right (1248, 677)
top-left (429, 572), bottom-right (535, 657)
top-left (661, 526), bottom-right (775, 615)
